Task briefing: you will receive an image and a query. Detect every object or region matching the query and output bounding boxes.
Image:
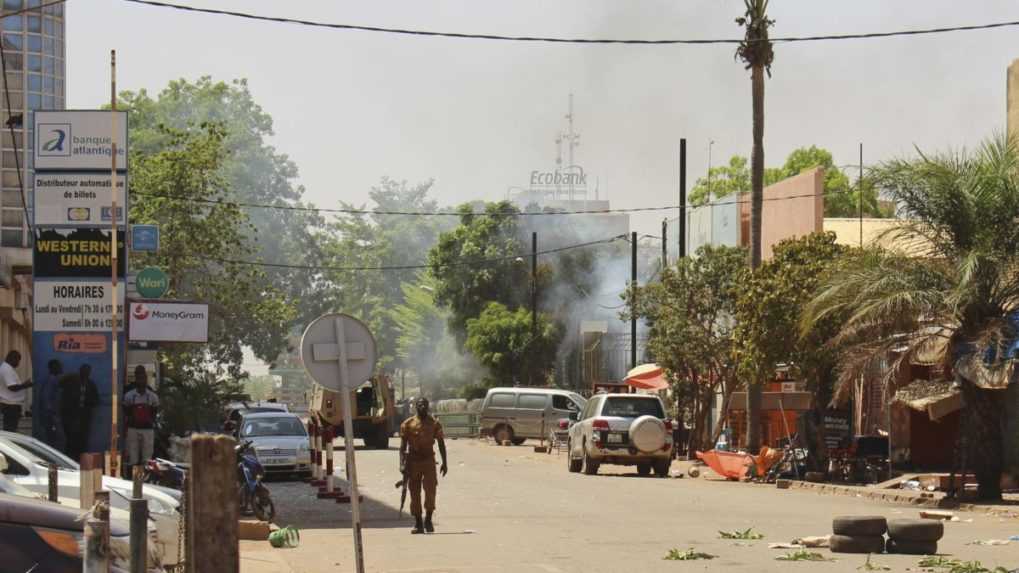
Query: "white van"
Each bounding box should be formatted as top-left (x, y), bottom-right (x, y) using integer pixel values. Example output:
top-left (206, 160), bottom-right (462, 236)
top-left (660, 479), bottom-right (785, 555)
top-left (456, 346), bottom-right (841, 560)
top-left (480, 388), bottom-right (587, 444)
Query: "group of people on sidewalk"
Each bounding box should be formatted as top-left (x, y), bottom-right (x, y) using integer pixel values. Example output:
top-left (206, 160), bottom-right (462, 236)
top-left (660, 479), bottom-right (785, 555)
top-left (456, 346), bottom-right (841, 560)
top-left (0, 351), bottom-right (160, 468)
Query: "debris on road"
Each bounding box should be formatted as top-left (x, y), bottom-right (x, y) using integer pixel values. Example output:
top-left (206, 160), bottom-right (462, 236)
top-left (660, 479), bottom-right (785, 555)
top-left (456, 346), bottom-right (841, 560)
top-left (663, 548), bottom-right (717, 561)
top-left (920, 510), bottom-right (956, 521)
top-left (857, 555), bottom-right (891, 571)
top-left (775, 550), bottom-right (833, 562)
top-left (966, 539), bottom-right (1010, 546)
top-left (269, 526), bottom-right (301, 548)
top-left (719, 527), bottom-right (765, 540)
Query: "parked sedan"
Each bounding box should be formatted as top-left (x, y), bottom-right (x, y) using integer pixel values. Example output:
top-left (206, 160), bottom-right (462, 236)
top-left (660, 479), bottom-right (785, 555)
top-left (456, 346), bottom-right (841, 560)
top-left (567, 393), bottom-right (673, 477)
top-left (238, 411), bottom-right (312, 479)
top-left (0, 432), bottom-right (181, 568)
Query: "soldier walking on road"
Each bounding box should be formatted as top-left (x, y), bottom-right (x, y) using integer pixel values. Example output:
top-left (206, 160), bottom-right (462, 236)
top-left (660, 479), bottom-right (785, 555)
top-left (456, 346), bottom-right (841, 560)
top-left (399, 397), bottom-right (448, 534)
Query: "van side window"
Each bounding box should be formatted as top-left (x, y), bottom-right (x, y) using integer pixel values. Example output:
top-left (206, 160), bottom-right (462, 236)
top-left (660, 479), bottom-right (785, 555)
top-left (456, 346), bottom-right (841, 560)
top-left (517, 394), bottom-right (547, 410)
top-left (489, 393), bottom-right (515, 408)
top-left (552, 395), bottom-right (578, 411)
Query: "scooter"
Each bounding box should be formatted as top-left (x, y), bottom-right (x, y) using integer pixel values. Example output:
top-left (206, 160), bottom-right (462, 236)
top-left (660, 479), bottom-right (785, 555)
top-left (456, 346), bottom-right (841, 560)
top-left (236, 440), bottom-right (275, 522)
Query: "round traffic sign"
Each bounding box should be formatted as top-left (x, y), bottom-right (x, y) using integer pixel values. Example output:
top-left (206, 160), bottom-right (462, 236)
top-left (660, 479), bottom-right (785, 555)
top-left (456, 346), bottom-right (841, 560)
top-left (300, 313), bottom-right (377, 392)
top-left (136, 267), bottom-right (169, 298)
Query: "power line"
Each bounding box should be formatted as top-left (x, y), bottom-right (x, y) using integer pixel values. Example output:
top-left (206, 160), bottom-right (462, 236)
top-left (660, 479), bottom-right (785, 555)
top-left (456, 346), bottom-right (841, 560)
top-left (130, 189), bottom-right (836, 217)
top-left (195, 235), bottom-right (627, 272)
top-left (121, 0), bottom-right (1019, 45)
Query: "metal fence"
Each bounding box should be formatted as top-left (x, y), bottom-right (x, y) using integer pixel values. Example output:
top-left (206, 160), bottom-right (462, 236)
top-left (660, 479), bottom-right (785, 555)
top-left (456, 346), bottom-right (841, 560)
top-left (434, 412), bottom-right (480, 438)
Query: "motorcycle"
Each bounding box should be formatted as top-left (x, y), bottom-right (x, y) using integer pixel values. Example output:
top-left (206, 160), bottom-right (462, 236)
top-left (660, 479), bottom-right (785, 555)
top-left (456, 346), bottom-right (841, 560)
top-left (144, 457), bottom-right (188, 490)
top-left (236, 440), bottom-right (275, 522)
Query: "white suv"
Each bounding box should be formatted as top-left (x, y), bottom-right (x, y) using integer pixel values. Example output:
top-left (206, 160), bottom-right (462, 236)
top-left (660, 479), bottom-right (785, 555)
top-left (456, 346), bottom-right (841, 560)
top-left (567, 393), bottom-right (672, 477)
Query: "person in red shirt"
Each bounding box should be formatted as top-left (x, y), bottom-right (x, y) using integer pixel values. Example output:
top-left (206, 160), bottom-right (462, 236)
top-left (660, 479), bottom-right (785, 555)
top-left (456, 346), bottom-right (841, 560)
top-left (123, 366), bottom-right (159, 468)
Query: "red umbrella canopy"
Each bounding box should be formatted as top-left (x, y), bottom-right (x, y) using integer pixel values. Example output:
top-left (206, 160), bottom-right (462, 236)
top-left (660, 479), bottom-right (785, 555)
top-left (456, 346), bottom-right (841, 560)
top-left (624, 364), bottom-right (668, 391)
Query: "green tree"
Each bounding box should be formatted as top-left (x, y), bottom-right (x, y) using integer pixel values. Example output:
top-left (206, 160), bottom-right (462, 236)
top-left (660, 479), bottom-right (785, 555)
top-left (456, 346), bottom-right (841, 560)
top-left (779, 146), bottom-right (892, 218)
top-left (130, 123), bottom-right (294, 381)
top-left (630, 245), bottom-right (748, 450)
top-left (428, 201), bottom-right (530, 343)
top-left (689, 155), bottom-right (784, 206)
top-left (803, 135), bottom-right (1019, 500)
top-left (736, 0), bottom-right (776, 454)
top-left (735, 232), bottom-right (848, 462)
top-left (464, 302), bottom-right (562, 386)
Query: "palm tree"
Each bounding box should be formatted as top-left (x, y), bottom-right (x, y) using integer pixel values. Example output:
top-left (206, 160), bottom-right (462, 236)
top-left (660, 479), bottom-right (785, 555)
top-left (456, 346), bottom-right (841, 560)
top-left (736, 0), bottom-right (775, 454)
top-left (804, 135), bottom-right (1019, 501)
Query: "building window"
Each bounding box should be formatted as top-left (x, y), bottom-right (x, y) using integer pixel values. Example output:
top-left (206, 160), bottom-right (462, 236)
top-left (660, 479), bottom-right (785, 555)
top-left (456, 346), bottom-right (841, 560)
top-left (42, 17), bottom-right (51, 36)
top-left (26, 54), bottom-right (40, 72)
top-left (2, 189), bottom-right (22, 206)
top-left (1, 131), bottom-right (22, 149)
top-left (2, 151), bottom-right (19, 168)
top-left (2, 33), bottom-right (21, 50)
top-left (42, 36), bottom-right (52, 54)
top-left (27, 72), bottom-right (39, 91)
top-left (3, 0), bottom-right (22, 10)
top-left (5, 52), bottom-right (22, 70)
top-left (42, 75), bottom-right (51, 92)
top-left (42, 56), bottom-right (52, 74)
top-left (26, 16), bottom-right (39, 33)
top-left (2, 171), bottom-right (19, 187)
top-left (3, 16), bottom-right (22, 32)
top-left (1, 228), bottom-right (23, 247)
top-left (26, 93), bottom-right (40, 109)
top-left (26, 33), bottom-right (40, 52)
top-left (1, 208), bottom-right (22, 226)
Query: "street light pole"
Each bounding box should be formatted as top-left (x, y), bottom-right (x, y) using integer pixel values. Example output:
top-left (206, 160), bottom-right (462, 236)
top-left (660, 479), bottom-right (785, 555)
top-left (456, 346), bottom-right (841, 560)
top-left (531, 231), bottom-right (537, 385)
top-left (631, 231), bottom-right (638, 370)
top-left (859, 143), bottom-right (864, 248)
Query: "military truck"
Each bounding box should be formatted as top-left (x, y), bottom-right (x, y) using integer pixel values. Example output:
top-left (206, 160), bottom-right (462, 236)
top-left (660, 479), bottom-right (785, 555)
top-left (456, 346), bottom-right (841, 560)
top-left (309, 375), bottom-right (401, 449)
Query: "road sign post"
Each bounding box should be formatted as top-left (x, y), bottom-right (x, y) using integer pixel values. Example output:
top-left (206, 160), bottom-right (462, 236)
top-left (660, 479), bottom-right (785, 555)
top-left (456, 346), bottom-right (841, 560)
top-left (301, 313), bottom-right (376, 573)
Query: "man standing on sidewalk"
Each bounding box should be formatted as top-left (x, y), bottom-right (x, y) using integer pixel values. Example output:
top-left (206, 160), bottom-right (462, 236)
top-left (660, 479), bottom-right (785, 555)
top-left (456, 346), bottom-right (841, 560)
top-left (0, 351), bottom-right (32, 432)
top-left (399, 397), bottom-right (448, 534)
top-left (123, 366), bottom-right (159, 469)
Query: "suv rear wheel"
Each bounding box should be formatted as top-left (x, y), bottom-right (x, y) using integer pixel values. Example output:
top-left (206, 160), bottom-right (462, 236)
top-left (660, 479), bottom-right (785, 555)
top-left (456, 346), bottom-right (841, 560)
top-left (582, 443), bottom-right (599, 475)
top-left (567, 442), bottom-right (583, 473)
top-left (653, 459), bottom-right (671, 477)
top-left (636, 463), bottom-right (651, 476)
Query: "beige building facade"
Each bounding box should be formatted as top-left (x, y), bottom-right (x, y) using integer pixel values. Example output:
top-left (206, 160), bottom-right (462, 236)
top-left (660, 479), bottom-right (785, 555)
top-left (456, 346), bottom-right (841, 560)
top-left (1009, 59), bottom-right (1019, 143)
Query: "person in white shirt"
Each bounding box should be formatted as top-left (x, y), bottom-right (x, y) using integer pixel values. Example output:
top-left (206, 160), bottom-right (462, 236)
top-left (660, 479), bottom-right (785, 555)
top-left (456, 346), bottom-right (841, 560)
top-left (123, 366), bottom-right (159, 467)
top-left (0, 351), bottom-right (33, 432)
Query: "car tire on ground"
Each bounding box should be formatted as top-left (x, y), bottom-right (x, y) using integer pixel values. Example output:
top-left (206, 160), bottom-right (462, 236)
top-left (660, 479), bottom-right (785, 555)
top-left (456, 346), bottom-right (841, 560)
top-left (832, 515), bottom-right (888, 537)
top-left (885, 538), bottom-right (938, 555)
top-left (567, 443), bottom-right (583, 473)
top-left (637, 463), bottom-right (651, 476)
top-left (511, 437), bottom-right (527, 446)
top-left (653, 459), bottom-right (671, 477)
top-left (582, 445), bottom-right (599, 476)
top-left (493, 425), bottom-right (514, 445)
top-left (887, 519), bottom-right (944, 542)
top-left (829, 534), bottom-right (885, 554)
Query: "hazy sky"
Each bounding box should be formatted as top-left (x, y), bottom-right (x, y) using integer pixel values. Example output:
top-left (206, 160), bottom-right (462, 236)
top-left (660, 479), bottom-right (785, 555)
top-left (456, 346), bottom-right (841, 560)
top-left (69, 1), bottom-right (1019, 240)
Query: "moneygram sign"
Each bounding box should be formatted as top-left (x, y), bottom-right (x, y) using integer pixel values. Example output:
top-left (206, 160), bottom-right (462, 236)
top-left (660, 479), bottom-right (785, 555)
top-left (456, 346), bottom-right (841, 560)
top-left (36, 111), bottom-right (128, 170)
top-left (129, 302), bottom-right (208, 343)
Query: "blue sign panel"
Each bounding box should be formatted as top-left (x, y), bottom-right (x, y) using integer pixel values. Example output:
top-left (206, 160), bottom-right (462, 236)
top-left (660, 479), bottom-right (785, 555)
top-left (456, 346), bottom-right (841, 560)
top-left (131, 224), bottom-right (159, 252)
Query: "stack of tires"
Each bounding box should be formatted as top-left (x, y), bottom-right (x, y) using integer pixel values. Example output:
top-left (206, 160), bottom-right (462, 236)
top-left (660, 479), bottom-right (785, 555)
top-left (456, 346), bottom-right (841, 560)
top-left (831, 516), bottom-right (887, 554)
top-left (886, 519), bottom-right (943, 555)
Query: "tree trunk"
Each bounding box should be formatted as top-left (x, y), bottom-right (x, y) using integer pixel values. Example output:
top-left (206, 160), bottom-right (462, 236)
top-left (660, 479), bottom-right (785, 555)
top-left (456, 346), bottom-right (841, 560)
top-left (710, 381), bottom-right (736, 447)
top-left (746, 62), bottom-right (766, 455)
top-left (960, 377), bottom-right (1004, 501)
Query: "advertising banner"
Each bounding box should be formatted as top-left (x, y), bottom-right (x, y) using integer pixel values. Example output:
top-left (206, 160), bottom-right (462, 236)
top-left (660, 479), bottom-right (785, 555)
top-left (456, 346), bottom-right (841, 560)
top-left (129, 302), bottom-right (209, 343)
top-left (33, 281), bottom-right (124, 332)
top-left (33, 172), bottom-right (127, 227)
top-left (34, 110), bottom-right (128, 171)
top-left (33, 227), bottom-right (126, 278)
top-left (30, 331), bottom-right (124, 453)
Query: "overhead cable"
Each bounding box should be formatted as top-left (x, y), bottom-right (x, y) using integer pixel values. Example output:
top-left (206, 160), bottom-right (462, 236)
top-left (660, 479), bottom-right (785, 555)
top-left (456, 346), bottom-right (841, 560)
top-left (121, 1), bottom-right (1019, 45)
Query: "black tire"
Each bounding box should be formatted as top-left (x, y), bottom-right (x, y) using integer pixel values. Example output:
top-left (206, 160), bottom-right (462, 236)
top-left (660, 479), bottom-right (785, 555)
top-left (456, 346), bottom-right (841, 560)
top-left (829, 534), bottom-right (885, 554)
top-left (637, 463), bottom-right (651, 476)
top-left (493, 425), bottom-right (514, 445)
top-left (567, 442), bottom-right (583, 473)
top-left (654, 459), bottom-right (671, 477)
top-left (887, 519), bottom-right (944, 542)
top-left (252, 489), bottom-right (276, 522)
top-left (886, 538), bottom-right (938, 555)
top-left (582, 445), bottom-right (599, 475)
top-left (832, 515), bottom-right (888, 537)
top-left (511, 437), bottom-right (527, 446)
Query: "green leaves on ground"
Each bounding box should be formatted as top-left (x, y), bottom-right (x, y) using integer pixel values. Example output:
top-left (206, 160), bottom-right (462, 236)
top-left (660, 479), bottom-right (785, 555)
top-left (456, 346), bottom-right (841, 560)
top-left (663, 548), bottom-right (717, 561)
top-left (858, 555), bottom-right (890, 571)
top-left (719, 527), bottom-right (764, 540)
top-left (918, 556), bottom-right (1010, 573)
top-left (775, 550), bottom-right (833, 562)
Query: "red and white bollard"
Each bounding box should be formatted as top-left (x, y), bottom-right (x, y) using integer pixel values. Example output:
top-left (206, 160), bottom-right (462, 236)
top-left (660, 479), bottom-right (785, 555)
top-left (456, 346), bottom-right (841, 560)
top-left (308, 421), bottom-right (322, 485)
top-left (317, 426), bottom-right (340, 499)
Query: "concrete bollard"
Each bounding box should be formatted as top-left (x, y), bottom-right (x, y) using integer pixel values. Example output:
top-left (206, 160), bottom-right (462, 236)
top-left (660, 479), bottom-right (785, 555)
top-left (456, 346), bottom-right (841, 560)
top-left (79, 453), bottom-right (103, 510)
top-left (130, 467), bottom-right (147, 573)
top-left (47, 463), bottom-right (58, 502)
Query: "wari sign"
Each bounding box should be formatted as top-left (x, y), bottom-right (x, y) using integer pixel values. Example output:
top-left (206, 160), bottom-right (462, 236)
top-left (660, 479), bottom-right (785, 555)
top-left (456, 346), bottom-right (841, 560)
top-left (129, 301), bottom-right (209, 343)
top-left (34, 110), bottom-right (128, 171)
top-left (135, 267), bottom-right (168, 299)
top-left (33, 227), bottom-right (126, 278)
top-left (33, 281), bottom-right (124, 331)
top-left (33, 172), bottom-right (127, 227)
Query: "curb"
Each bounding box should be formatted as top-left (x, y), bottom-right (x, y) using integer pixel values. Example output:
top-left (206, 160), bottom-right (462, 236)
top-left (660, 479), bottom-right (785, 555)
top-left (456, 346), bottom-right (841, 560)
top-left (787, 481), bottom-right (1019, 519)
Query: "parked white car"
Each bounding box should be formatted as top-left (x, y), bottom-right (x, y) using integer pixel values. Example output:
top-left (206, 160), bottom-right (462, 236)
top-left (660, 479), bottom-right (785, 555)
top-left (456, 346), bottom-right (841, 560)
top-left (0, 431), bottom-right (181, 568)
top-left (238, 411), bottom-right (312, 478)
top-left (567, 393), bottom-right (673, 477)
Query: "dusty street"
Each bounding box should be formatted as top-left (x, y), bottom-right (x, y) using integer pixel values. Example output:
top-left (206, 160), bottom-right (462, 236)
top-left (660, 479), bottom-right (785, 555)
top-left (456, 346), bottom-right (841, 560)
top-left (241, 439), bottom-right (1019, 573)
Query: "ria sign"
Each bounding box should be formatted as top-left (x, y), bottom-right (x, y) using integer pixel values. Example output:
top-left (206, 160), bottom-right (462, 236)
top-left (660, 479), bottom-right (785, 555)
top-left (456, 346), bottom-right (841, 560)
top-left (529, 165), bottom-right (587, 187)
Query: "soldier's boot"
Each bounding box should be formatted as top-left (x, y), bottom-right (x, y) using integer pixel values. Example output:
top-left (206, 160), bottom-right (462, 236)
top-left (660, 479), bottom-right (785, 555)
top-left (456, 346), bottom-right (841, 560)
top-left (424, 512), bottom-right (434, 533)
top-left (411, 516), bottom-right (424, 534)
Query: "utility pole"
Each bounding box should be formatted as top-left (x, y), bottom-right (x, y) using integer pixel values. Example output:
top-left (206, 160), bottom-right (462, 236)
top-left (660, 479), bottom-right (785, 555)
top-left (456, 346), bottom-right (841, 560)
top-left (630, 231), bottom-right (638, 370)
top-left (531, 231), bottom-right (537, 385)
top-left (859, 143), bottom-right (864, 248)
top-left (661, 219), bottom-right (668, 268)
top-left (109, 50), bottom-right (121, 478)
top-left (679, 139), bottom-right (687, 258)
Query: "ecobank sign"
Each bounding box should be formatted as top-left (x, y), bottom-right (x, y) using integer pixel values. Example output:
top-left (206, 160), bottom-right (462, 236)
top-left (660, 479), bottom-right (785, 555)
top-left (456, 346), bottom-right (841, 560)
top-left (529, 165), bottom-right (587, 187)
top-left (35, 111), bottom-right (128, 171)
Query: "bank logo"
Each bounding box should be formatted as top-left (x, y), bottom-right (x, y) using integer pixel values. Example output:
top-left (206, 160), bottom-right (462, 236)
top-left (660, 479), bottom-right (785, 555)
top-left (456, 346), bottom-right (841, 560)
top-left (53, 333), bottom-right (107, 353)
top-left (132, 303), bottom-right (150, 321)
top-left (38, 124), bottom-right (71, 157)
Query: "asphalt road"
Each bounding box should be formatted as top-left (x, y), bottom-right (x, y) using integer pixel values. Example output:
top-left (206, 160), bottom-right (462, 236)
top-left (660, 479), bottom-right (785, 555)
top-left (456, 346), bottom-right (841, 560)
top-left (241, 438), bottom-right (1019, 573)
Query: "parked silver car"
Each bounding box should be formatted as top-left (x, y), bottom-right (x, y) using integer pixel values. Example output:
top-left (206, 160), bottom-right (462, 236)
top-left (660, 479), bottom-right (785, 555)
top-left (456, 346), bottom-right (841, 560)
top-left (238, 411), bottom-right (312, 478)
top-left (567, 393), bottom-right (672, 477)
top-left (479, 387), bottom-right (586, 445)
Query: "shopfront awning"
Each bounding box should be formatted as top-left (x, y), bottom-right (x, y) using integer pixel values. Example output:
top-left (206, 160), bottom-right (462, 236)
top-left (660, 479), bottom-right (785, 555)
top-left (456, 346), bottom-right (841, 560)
top-left (624, 364), bottom-right (669, 391)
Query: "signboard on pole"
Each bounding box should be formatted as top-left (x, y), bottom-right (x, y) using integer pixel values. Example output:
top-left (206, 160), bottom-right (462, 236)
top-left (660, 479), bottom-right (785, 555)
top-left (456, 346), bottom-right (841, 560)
top-left (33, 227), bottom-right (126, 278)
top-left (135, 267), bottom-right (168, 298)
top-left (301, 313), bottom-right (374, 573)
top-left (33, 281), bottom-right (124, 331)
top-left (34, 110), bottom-right (128, 171)
top-left (33, 172), bottom-right (126, 227)
top-left (130, 224), bottom-right (159, 252)
top-left (128, 301), bottom-right (208, 343)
